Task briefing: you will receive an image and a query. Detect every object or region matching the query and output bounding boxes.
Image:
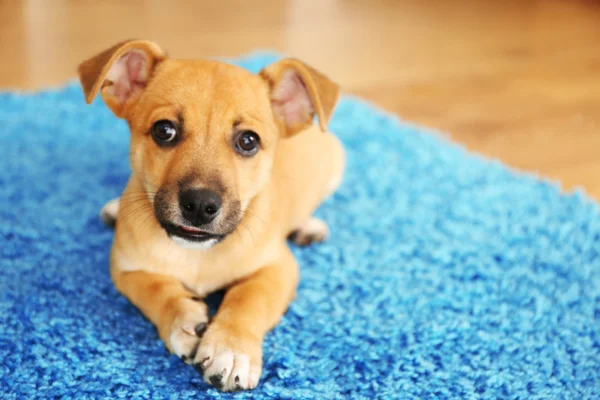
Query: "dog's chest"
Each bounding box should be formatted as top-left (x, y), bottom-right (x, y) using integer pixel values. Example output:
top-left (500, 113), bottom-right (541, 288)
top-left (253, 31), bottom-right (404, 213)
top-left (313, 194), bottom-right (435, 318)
top-left (184, 240), bottom-right (281, 296)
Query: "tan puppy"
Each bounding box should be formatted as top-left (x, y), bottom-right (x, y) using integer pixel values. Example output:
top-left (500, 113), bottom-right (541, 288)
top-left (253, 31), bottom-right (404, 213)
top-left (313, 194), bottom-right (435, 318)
top-left (77, 40), bottom-right (344, 391)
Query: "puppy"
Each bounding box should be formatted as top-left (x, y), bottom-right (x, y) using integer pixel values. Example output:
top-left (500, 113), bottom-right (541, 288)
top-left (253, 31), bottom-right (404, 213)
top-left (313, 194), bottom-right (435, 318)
top-left (77, 40), bottom-right (344, 391)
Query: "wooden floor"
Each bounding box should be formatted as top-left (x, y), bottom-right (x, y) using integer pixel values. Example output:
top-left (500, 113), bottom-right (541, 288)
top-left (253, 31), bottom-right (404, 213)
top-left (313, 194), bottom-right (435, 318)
top-left (1, 0), bottom-right (599, 199)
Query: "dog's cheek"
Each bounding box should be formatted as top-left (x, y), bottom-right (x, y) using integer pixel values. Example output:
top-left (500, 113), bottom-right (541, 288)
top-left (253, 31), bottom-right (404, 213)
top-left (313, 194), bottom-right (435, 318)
top-left (128, 133), bottom-right (148, 170)
top-left (239, 156), bottom-right (273, 203)
top-left (153, 186), bottom-right (175, 222)
top-left (252, 156), bottom-right (274, 197)
top-left (221, 198), bottom-right (243, 230)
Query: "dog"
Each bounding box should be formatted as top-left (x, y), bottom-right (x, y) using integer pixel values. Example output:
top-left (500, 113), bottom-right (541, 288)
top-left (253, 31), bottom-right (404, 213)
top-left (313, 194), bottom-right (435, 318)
top-left (77, 40), bottom-right (344, 391)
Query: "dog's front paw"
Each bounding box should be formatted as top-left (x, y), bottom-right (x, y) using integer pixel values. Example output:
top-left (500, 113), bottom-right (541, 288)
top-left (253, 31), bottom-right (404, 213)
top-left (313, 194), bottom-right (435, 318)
top-left (194, 323), bottom-right (262, 391)
top-left (163, 297), bottom-right (210, 365)
top-left (288, 217), bottom-right (329, 246)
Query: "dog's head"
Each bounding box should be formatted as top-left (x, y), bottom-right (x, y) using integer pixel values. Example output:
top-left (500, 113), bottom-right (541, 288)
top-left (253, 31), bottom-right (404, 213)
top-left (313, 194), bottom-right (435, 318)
top-left (78, 40), bottom-right (339, 249)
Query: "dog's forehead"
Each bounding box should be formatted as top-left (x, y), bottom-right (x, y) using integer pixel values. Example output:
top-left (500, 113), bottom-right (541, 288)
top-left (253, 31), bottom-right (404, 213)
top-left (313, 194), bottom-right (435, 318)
top-left (132, 59), bottom-right (275, 136)
top-left (150, 59), bottom-right (268, 106)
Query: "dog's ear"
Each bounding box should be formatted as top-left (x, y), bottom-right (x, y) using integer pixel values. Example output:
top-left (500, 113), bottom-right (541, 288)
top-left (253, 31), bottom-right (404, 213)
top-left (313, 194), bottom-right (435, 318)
top-left (260, 58), bottom-right (340, 136)
top-left (77, 40), bottom-right (167, 117)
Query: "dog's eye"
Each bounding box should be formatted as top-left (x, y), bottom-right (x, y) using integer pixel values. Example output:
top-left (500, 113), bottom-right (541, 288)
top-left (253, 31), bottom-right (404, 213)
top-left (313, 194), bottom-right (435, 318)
top-left (151, 120), bottom-right (178, 144)
top-left (234, 130), bottom-right (260, 156)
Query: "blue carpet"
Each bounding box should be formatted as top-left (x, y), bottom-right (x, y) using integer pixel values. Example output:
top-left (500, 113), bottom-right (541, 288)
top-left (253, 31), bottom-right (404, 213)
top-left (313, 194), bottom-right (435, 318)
top-left (1, 53), bottom-right (599, 400)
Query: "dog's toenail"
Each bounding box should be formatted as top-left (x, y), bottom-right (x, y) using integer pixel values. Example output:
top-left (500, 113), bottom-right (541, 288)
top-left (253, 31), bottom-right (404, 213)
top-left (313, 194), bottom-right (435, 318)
top-left (181, 355), bottom-right (188, 362)
top-left (209, 373), bottom-right (223, 389)
top-left (190, 296), bottom-right (203, 302)
top-left (194, 322), bottom-right (208, 337)
top-left (288, 231), bottom-right (299, 242)
top-left (194, 362), bottom-right (204, 374)
top-left (195, 357), bottom-right (210, 374)
top-left (235, 375), bottom-right (240, 384)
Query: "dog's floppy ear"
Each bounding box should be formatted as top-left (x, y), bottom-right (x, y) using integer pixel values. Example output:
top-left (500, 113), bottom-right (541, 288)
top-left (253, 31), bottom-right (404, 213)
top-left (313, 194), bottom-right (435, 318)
top-left (77, 40), bottom-right (167, 117)
top-left (260, 58), bottom-right (340, 136)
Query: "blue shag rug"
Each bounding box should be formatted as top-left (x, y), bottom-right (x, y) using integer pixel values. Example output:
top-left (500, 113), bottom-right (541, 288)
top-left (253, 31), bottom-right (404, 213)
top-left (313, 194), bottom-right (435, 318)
top-left (1, 53), bottom-right (599, 400)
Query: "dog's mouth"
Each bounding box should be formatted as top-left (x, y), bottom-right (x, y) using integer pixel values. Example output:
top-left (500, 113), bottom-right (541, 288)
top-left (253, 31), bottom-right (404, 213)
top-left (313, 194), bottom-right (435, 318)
top-left (160, 222), bottom-right (225, 243)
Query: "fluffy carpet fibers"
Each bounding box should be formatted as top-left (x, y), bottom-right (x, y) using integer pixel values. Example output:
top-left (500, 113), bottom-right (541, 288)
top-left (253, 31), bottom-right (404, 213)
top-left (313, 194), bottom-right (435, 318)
top-left (1, 53), bottom-right (599, 399)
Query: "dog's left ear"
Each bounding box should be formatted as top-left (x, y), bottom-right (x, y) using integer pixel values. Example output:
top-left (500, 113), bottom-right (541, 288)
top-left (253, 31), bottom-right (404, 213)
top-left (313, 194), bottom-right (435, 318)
top-left (260, 58), bottom-right (340, 136)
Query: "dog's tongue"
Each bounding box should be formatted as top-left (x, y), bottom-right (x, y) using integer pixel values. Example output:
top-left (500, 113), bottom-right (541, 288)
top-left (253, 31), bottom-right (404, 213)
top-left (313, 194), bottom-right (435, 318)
top-left (179, 225), bottom-right (204, 234)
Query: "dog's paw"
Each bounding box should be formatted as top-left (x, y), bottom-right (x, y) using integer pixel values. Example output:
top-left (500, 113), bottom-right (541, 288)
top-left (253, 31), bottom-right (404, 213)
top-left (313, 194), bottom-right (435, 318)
top-left (165, 297), bottom-right (210, 365)
top-left (99, 198), bottom-right (120, 227)
top-left (194, 323), bottom-right (262, 391)
top-left (288, 217), bottom-right (329, 246)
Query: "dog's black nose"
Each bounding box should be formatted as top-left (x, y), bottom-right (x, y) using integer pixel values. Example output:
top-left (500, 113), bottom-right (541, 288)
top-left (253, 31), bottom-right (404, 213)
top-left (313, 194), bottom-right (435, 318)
top-left (179, 189), bottom-right (222, 225)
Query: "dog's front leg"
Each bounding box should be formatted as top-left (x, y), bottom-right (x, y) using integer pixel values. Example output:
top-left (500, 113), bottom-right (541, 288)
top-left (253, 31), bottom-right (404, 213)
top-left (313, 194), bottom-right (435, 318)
top-left (112, 269), bottom-right (210, 364)
top-left (194, 246), bottom-right (299, 391)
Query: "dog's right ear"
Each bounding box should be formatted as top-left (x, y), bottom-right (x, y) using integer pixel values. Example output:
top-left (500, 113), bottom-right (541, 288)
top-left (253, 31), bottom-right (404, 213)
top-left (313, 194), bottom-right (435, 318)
top-left (77, 40), bottom-right (167, 118)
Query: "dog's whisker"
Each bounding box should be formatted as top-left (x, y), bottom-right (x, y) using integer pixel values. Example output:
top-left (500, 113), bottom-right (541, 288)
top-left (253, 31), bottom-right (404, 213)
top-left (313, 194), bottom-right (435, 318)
top-left (125, 206), bottom-right (155, 230)
top-left (119, 204), bottom-right (155, 225)
top-left (231, 209), bottom-right (265, 228)
top-left (135, 209), bottom-right (157, 234)
top-left (233, 225), bottom-right (243, 241)
top-left (231, 217), bottom-right (256, 246)
top-left (120, 189), bottom-right (157, 196)
top-left (118, 199), bottom-right (153, 210)
top-left (240, 210), bottom-right (266, 225)
top-left (117, 195), bottom-right (154, 203)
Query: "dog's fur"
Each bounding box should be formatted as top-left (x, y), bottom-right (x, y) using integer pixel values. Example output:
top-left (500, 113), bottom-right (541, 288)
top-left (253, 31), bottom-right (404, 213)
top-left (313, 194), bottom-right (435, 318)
top-left (78, 40), bottom-right (344, 391)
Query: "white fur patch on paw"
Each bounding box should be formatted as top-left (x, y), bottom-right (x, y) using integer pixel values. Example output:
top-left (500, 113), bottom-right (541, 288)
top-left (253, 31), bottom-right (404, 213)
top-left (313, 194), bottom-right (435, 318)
top-left (288, 217), bottom-right (329, 246)
top-left (195, 331), bottom-right (262, 391)
top-left (99, 198), bottom-right (120, 227)
top-left (168, 298), bottom-right (210, 365)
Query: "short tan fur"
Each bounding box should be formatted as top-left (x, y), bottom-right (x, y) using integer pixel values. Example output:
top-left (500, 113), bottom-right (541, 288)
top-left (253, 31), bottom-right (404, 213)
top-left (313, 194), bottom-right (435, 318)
top-left (78, 40), bottom-right (344, 391)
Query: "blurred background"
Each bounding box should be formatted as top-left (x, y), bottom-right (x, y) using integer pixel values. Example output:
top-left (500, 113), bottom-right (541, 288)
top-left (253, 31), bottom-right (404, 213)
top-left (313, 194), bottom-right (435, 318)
top-left (1, 0), bottom-right (599, 199)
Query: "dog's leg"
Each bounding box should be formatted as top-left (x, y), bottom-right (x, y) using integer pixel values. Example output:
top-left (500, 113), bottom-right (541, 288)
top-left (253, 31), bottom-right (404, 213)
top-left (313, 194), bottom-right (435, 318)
top-left (288, 217), bottom-right (329, 246)
top-left (112, 269), bottom-right (210, 364)
top-left (100, 197), bottom-right (120, 227)
top-left (194, 247), bottom-right (299, 391)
